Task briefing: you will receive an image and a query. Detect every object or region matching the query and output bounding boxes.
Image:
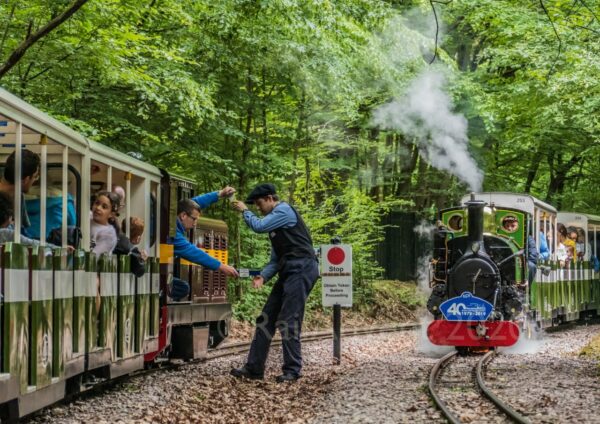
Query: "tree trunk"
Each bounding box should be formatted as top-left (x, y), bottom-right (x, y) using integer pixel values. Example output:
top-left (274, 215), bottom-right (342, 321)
top-left (234, 71), bottom-right (255, 297)
top-left (288, 90), bottom-right (306, 205)
top-left (368, 128), bottom-right (380, 200)
top-left (546, 151), bottom-right (582, 209)
top-left (394, 136), bottom-right (419, 196)
top-left (524, 147), bottom-right (541, 193)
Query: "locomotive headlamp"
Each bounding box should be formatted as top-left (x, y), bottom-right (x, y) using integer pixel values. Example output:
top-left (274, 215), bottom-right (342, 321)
top-left (471, 242), bottom-right (480, 254)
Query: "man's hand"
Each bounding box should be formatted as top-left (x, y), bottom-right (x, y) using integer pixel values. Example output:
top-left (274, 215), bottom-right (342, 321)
top-left (252, 275), bottom-right (265, 289)
top-left (218, 186), bottom-right (236, 198)
top-left (232, 200), bottom-right (248, 212)
top-left (140, 249), bottom-right (148, 261)
top-left (219, 263), bottom-right (240, 278)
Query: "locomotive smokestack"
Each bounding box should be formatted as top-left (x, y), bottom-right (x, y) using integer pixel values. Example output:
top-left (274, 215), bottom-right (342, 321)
top-left (466, 193), bottom-right (486, 245)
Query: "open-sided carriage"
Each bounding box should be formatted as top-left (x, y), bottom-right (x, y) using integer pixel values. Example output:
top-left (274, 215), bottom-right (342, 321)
top-left (0, 88), bottom-right (232, 420)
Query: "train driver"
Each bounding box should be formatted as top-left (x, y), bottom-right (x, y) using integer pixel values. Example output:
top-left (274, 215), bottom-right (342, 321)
top-left (169, 187), bottom-right (239, 301)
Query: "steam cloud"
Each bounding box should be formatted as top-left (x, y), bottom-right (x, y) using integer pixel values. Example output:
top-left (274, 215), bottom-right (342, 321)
top-left (372, 71), bottom-right (483, 191)
top-left (413, 220), bottom-right (435, 295)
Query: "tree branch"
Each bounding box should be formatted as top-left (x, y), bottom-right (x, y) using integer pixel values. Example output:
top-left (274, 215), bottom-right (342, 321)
top-left (574, 24), bottom-right (600, 34)
top-left (578, 0), bottom-right (600, 24)
top-left (0, 4), bottom-right (17, 59)
top-left (0, 0), bottom-right (90, 80)
top-left (539, 0), bottom-right (562, 80)
top-left (25, 46), bottom-right (85, 82)
top-left (428, 1), bottom-right (453, 65)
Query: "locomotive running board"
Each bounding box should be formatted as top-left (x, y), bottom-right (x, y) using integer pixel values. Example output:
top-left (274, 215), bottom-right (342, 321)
top-left (427, 321), bottom-right (520, 347)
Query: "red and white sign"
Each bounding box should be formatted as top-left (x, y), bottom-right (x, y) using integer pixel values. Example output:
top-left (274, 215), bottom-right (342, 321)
top-left (321, 244), bottom-right (352, 307)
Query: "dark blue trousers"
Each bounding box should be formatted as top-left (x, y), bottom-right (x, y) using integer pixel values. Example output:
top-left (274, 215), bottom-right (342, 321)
top-left (246, 257), bottom-right (319, 376)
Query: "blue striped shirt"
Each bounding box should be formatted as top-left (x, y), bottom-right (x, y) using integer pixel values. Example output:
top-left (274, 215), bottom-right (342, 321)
top-left (243, 202), bottom-right (297, 281)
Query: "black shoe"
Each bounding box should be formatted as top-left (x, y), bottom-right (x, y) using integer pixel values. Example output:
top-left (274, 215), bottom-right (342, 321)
top-left (275, 373), bottom-right (301, 383)
top-left (230, 366), bottom-right (264, 380)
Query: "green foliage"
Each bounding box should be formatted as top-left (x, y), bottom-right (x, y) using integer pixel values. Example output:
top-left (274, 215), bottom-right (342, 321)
top-left (301, 185), bottom-right (386, 282)
top-left (443, 0), bottom-right (600, 210)
top-left (1, 0), bottom-right (599, 316)
top-left (230, 280), bottom-right (270, 323)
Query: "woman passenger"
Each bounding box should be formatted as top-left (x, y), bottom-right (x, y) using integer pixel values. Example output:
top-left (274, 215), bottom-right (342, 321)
top-left (90, 191), bottom-right (120, 255)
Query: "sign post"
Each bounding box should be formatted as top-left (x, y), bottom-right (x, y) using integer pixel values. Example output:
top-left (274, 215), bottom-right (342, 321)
top-left (321, 240), bottom-right (352, 365)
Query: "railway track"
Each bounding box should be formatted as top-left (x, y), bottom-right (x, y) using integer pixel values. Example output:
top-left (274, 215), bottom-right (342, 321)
top-left (429, 350), bottom-right (531, 424)
top-left (208, 323), bottom-right (421, 360)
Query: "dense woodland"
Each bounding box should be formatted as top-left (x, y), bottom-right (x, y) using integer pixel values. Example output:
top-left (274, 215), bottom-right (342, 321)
top-left (0, 0), bottom-right (598, 297)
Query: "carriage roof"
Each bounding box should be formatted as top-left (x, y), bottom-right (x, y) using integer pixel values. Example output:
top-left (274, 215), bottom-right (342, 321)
top-left (0, 87), bottom-right (161, 182)
top-left (461, 192), bottom-right (557, 216)
top-left (557, 212), bottom-right (600, 228)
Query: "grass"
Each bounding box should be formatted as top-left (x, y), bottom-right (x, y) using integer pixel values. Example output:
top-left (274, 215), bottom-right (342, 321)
top-left (233, 280), bottom-right (425, 331)
top-left (229, 279), bottom-right (426, 340)
top-left (579, 332), bottom-right (600, 368)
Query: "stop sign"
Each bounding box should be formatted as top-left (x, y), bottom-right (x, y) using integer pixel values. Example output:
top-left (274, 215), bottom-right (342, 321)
top-left (327, 247), bottom-right (345, 265)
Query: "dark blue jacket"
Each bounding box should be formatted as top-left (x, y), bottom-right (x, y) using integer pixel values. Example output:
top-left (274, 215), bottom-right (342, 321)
top-left (170, 192), bottom-right (220, 270)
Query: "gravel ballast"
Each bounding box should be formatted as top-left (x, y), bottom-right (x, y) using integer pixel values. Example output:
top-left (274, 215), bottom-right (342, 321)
top-left (28, 323), bottom-right (599, 423)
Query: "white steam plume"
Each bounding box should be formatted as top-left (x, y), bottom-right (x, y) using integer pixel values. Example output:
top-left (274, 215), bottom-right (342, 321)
top-left (413, 220), bottom-right (435, 295)
top-left (372, 71), bottom-right (483, 191)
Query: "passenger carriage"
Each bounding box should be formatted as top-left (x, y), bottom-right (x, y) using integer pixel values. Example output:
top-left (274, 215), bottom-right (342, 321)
top-left (458, 193), bottom-right (599, 326)
top-left (0, 88), bottom-right (231, 420)
top-left (555, 212), bottom-right (600, 323)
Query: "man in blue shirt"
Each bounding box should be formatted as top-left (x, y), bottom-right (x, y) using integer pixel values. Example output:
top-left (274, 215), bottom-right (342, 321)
top-left (230, 183), bottom-right (319, 382)
top-left (169, 187), bottom-right (239, 301)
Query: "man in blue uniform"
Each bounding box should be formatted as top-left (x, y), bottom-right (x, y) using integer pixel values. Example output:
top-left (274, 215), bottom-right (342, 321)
top-left (169, 187), bottom-right (239, 300)
top-left (230, 183), bottom-right (319, 382)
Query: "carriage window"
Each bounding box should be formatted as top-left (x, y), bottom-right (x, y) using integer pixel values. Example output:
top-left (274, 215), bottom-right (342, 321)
top-left (502, 216), bottom-right (519, 233)
top-left (448, 214), bottom-right (463, 231)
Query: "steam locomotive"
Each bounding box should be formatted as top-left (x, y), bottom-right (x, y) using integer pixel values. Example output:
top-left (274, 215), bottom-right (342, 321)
top-left (427, 192), bottom-right (600, 351)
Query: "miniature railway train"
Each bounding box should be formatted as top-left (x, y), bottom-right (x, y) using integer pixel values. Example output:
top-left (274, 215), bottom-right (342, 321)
top-left (0, 89), bottom-right (231, 420)
top-left (427, 192), bottom-right (600, 351)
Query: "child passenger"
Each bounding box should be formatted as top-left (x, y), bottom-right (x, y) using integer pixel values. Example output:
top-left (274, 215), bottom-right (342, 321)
top-left (90, 191), bottom-right (120, 255)
top-left (114, 216), bottom-right (147, 277)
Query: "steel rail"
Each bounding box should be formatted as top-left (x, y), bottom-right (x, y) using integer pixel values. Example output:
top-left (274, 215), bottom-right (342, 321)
top-left (476, 351), bottom-right (531, 424)
top-left (208, 323), bottom-right (421, 360)
top-left (214, 323), bottom-right (420, 351)
top-left (428, 350), bottom-right (461, 424)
